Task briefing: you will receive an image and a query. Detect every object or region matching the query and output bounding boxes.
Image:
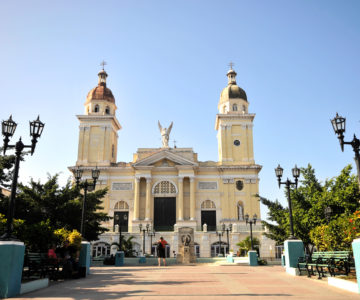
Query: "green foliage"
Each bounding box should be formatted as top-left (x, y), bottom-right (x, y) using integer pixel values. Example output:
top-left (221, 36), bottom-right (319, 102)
top-left (0, 173), bottom-right (110, 250)
top-left (260, 164), bottom-right (360, 253)
top-left (0, 150), bottom-right (16, 190)
top-left (111, 236), bottom-right (136, 257)
top-left (236, 236), bottom-right (260, 254)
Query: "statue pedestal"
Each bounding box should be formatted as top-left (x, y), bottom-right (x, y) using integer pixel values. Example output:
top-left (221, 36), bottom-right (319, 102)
top-left (176, 227), bottom-right (196, 264)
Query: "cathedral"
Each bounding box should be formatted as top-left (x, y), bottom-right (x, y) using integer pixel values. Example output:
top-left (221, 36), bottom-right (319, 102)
top-left (70, 65), bottom-right (275, 258)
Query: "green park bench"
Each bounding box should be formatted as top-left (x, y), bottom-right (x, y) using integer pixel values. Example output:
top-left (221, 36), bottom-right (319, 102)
top-left (297, 251), bottom-right (352, 279)
top-left (23, 252), bottom-right (60, 280)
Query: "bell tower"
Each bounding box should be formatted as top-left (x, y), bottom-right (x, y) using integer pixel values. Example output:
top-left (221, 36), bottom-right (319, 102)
top-left (215, 65), bottom-right (255, 165)
top-left (76, 65), bottom-right (121, 166)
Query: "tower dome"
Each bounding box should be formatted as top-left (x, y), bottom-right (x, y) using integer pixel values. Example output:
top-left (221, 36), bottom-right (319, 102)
top-left (84, 64), bottom-right (117, 116)
top-left (86, 69), bottom-right (115, 104)
top-left (219, 68), bottom-right (247, 105)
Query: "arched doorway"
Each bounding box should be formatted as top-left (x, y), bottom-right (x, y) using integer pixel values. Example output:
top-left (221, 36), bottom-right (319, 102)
top-left (113, 200), bottom-right (129, 232)
top-left (152, 180), bottom-right (177, 231)
top-left (201, 200), bottom-right (216, 231)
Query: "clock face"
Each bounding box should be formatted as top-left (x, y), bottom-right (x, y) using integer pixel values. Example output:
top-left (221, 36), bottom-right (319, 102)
top-left (236, 180), bottom-right (244, 191)
top-left (234, 140), bottom-right (240, 146)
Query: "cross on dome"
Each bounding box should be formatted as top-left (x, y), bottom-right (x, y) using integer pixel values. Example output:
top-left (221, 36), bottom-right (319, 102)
top-left (228, 61), bottom-right (234, 70)
top-left (100, 60), bottom-right (107, 70)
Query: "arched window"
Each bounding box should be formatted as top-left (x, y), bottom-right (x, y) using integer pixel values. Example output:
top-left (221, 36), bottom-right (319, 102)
top-left (153, 180), bottom-right (177, 196)
top-left (233, 104), bottom-right (238, 111)
top-left (242, 105), bottom-right (247, 113)
top-left (112, 144), bottom-right (115, 158)
top-left (211, 241), bottom-right (228, 257)
top-left (94, 105), bottom-right (99, 113)
top-left (237, 201), bottom-right (244, 221)
top-left (222, 105), bottom-right (226, 113)
top-left (105, 106), bottom-right (110, 114)
top-left (114, 201), bottom-right (129, 210)
top-left (201, 200), bottom-right (216, 210)
top-left (92, 242), bottom-right (110, 257)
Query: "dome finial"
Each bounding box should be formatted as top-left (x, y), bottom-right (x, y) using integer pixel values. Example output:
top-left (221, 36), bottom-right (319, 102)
top-left (100, 60), bottom-right (107, 70)
top-left (98, 60), bottom-right (108, 86)
top-left (227, 62), bottom-right (237, 85)
top-left (228, 61), bottom-right (234, 70)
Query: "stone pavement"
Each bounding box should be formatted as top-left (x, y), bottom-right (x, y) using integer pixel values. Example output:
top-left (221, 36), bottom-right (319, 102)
top-left (13, 265), bottom-right (360, 300)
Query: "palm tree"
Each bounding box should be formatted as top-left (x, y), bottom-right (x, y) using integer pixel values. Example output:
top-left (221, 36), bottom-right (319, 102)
top-left (111, 235), bottom-right (136, 257)
top-left (236, 236), bottom-right (260, 255)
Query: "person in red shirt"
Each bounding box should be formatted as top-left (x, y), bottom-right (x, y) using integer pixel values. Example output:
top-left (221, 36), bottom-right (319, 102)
top-left (157, 236), bottom-right (168, 266)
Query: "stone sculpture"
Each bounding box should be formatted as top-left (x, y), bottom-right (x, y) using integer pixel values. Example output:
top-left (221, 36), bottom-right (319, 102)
top-left (158, 121), bottom-right (173, 148)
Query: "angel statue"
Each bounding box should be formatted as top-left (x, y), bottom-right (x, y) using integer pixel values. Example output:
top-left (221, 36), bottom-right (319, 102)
top-left (158, 121), bottom-right (173, 148)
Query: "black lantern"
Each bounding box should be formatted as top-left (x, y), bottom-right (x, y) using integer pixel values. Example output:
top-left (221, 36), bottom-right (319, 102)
top-left (2, 115), bottom-right (17, 138)
top-left (324, 206), bottom-right (332, 222)
top-left (331, 113), bottom-right (346, 137)
top-left (92, 166), bottom-right (100, 181)
top-left (29, 116), bottom-right (45, 155)
top-left (331, 113), bottom-right (360, 188)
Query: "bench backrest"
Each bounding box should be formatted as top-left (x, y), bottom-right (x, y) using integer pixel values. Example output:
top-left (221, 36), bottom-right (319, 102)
top-left (311, 251), bottom-right (351, 260)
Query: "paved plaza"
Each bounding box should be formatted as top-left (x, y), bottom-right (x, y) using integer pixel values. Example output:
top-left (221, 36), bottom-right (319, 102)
top-left (13, 265), bottom-right (360, 300)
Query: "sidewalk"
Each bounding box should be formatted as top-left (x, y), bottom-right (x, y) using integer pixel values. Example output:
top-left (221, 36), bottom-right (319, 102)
top-left (13, 264), bottom-right (360, 299)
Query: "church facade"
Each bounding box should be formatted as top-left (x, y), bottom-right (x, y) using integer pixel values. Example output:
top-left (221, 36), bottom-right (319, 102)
top-left (70, 66), bottom-right (274, 258)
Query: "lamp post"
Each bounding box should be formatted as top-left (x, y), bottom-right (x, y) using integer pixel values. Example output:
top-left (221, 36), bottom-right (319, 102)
top-left (244, 214), bottom-right (257, 250)
top-left (222, 223), bottom-right (233, 254)
top-left (74, 166), bottom-right (100, 239)
top-left (275, 164), bottom-right (300, 239)
top-left (331, 113), bottom-right (360, 188)
top-left (216, 225), bottom-right (225, 256)
top-left (324, 206), bottom-right (332, 224)
top-left (148, 229), bottom-right (156, 255)
top-left (115, 214), bottom-right (128, 251)
top-left (139, 223), bottom-right (149, 255)
top-left (1, 115), bottom-right (44, 241)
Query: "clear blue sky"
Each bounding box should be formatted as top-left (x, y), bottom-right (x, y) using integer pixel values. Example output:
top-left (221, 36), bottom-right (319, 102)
top-left (1, 0), bottom-right (359, 220)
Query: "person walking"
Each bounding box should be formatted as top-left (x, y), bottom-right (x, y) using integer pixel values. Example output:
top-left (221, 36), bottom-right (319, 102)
top-left (157, 236), bottom-right (167, 266)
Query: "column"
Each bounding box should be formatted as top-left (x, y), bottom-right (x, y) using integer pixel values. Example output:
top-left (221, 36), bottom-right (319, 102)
top-left (178, 177), bottom-right (184, 221)
top-left (145, 178), bottom-right (151, 220)
top-left (133, 177), bottom-right (140, 220)
top-left (190, 177), bottom-right (196, 220)
top-left (220, 124), bottom-right (227, 162)
top-left (226, 125), bottom-right (233, 160)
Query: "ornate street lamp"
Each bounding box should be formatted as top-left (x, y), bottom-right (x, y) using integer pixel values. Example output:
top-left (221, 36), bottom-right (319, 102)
top-left (115, 213), bottom-right (128, 251)
top-left (222, 223), bottom-right (233, 254)
top-left (139, 223), bottom-right (150, 255)
top-left (275, 164), bottom-right (300, 239)
top-left (216, 225), bottom-right (225, 256)
top-left (245, 214), bottom-right (257, 250)
top-left (74, 166), bottom-right (100, 239)
top-left (148, 229), bottom-right (156, 255)
top-left (1, 115), bottom-right (44, 241)
top-left (331, 113), bottom-right (360, 187)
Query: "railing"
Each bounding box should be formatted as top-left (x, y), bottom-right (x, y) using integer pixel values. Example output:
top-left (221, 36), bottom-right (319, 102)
top-left (108, 223), bottom-right (264, 233)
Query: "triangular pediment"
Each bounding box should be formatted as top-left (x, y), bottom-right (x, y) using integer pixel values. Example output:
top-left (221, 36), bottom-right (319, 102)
top-left (133, 150), bottom-right (198, 167)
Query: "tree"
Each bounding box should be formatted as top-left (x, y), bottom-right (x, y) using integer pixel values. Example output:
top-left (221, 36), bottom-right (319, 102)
top-left (260, 164), bottom-right (360, 254)
top-left (0, 174), bottom-right (111, 250)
